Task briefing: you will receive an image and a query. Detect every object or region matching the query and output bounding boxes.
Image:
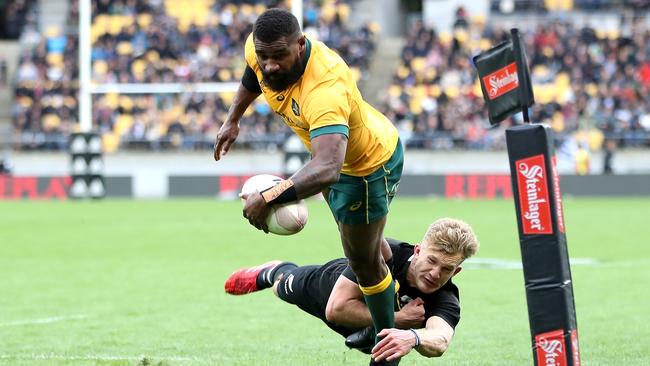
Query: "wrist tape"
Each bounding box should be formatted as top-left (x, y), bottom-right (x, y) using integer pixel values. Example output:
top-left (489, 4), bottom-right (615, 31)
top-left (261, 179), bottom-right (298, 205)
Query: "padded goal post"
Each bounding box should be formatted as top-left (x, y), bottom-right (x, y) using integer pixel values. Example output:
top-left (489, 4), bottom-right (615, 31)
top-left (473, 29), bottom-right (581, 366)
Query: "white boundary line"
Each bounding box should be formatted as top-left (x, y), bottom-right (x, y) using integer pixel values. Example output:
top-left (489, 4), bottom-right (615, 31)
top-left (463, 257), bottom-right (600, 270)
top-left (0, 354), bottom-right (200, 362)
top-left (0, 314), bottom-right (88, 327)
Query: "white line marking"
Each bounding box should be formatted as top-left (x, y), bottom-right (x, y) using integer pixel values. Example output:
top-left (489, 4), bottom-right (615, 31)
top-left (0, 354), bottom-right (199, 362)
top-left (464, 258), bottom-right (600, 270)
top-left (0, 314), bottom-right (88, 327)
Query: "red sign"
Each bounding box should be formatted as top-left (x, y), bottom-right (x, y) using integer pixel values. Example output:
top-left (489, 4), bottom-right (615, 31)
top-left (0, 176), bottom-right (71, 200)
top-left (482, 62), bottom-right (519, 100)
top-left (515, 154), bottom-right (553, 234)
top-left (535, 329), bottom-right (567, 366)
top-left (445, 174), bottom-right (512, 198)
top-left (551, 156), bottom-right (565, 233)
top-left (570, 329), bottom-right (580, 366)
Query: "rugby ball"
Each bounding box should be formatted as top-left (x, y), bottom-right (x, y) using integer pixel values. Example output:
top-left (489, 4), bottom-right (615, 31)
top-left (240, 174), bottom-right (308, 235)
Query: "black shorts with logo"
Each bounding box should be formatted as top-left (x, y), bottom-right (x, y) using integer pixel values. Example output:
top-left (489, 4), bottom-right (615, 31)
top-left (276, 258), bottom-right (360, 337)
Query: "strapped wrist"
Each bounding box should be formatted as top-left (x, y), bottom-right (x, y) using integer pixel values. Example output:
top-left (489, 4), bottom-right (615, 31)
top-left (261, 179), bottom-right (298, 205)
top-left (408, 328), bottom-right (421, 348)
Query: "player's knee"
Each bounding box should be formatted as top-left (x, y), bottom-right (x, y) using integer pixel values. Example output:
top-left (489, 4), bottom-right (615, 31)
top-left (348, 258), bottom-right (387, 284)
top-left (271, 273), bottom-right (284, 297)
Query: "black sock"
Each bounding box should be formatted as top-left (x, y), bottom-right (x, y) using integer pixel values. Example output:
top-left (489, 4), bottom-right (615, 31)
top-left (256, 262), bottom-right (298, 289)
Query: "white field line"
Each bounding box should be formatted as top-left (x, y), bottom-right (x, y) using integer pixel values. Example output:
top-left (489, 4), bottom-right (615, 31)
top-left (0, 354), bottom-right (201, 362)
top-left (463, 257), bottom-right (600, 270)
top-left (0, 314), bottom-right (88, 327)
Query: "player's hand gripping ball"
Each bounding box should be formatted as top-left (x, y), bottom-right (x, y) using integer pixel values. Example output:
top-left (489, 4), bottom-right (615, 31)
top-left (240, 174), bottom-right (308, 235)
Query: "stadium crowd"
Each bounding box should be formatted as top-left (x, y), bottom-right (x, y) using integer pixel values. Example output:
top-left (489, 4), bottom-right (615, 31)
top-left (10, 0), bottom-right (377, 151)
top-left (8, 0), bottom-right (650, 153)
top-left (381, 11), bottom-right (650, 151)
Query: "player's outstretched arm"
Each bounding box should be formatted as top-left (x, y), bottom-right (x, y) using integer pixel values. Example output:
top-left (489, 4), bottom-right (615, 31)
top-left (214, 83), bottom-right (261, 161)
top-left (371, 316), bottom-right (455, 362)
top-left (290, 133), bottom-right (347, 199)
top-left (325, 274), bottom-right (421, 328)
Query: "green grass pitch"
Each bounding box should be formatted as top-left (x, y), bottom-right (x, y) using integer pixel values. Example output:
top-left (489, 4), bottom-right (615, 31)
top-left (1, 197), bottom-right (649, 365)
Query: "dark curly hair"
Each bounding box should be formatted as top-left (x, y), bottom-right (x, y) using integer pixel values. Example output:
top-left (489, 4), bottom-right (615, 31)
top-left (253, 8), bottom-right (301, 43)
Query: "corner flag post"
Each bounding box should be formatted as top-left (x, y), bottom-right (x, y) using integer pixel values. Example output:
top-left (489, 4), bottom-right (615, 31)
top-left (473, 29), bottom-right (581, 366)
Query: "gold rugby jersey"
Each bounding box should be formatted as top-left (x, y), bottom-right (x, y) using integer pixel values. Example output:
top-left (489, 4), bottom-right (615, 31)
top-left (244, 34), bottom-right (399, 177)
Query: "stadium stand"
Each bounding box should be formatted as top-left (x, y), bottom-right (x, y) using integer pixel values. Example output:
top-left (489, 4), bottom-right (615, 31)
top-left (11, 0), bottom-right (377, 151)
top-left (381, 9), bottom-right (650, 151)
top-left (8, 0), bottom-right (650, 152)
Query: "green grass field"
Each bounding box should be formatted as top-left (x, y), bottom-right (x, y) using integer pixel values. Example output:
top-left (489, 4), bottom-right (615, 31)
top-left (1, 198), bottom-right (649, 366)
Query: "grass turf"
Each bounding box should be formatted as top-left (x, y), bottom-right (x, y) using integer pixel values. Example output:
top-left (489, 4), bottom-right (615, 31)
top-left (0, 198), bottom-right (648, 365)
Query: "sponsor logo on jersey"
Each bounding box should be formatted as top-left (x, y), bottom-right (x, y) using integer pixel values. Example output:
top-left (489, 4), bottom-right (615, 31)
top-left (535, 329), bottom-right (567, 366)
top-left (276, 95), bottom-right (285, 101)
top-left (388, 182), bottom-right (400, 197)
top-left (349, 201), bottom-right (362, 211)
top-left (515, 154), bottom-right (552, 234)
top-left (482, 62), bottom-right (519, 100)
top-left (291, 98), bottom-right (301, 116)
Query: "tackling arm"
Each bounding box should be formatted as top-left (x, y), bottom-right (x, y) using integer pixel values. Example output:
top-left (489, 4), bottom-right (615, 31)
top-left (410, 316), bottom-right (455, 357)
top-left (325, 275), bottom-right (425, 329)
top-left (370, 316), bottom-right (455, 362)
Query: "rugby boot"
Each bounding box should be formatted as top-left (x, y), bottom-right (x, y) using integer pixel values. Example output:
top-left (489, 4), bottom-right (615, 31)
top-left (345, 326), bottom-right (374, 354)
top-left (224, 260), bottom-right (282, 295)
top-left (369, 358), bottom-right (400, 365)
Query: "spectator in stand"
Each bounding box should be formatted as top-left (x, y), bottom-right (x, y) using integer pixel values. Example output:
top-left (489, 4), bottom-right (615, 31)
top-left (13, 0), bottom-right (377, 151)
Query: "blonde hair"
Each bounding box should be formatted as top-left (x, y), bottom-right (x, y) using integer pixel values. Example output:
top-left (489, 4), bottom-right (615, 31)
top-left (421, 218), bottom-right (479, 261)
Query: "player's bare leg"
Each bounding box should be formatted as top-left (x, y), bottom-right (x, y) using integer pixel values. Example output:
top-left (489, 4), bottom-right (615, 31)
top-left (339, 217), bottom-right (396, 346)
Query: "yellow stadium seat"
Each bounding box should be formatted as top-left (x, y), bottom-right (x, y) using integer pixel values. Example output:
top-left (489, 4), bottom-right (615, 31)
top-left (46, 53), bottom-right (64, 66)
top-left (221, 91), bottom-right (235, 105)
top-left (255, 4), bottom-right (267, 15)
top-left (428, 85), bottom-right (441, 98)
top-left (119, 96), bottom-right (134, 111)
top-left (368, 22), bottom-right (381, 34)
top-left (409, 98), bottom-right (423, 115)
top-left (114, 114), bottom-right (134, 136)
top-left (131, 59), bottom-right (146, 76)
top-left (411, 57), bottom-right (426, 72)
top-left (232, 67), bottom-right (244, 80)
top-left (45, 26), bottom-right (61, 38)
top-left (104, 93), bottom-right (120, 110)
top-left (137, 14), bottom-right (152, 28)
top-left (607, 29), bottom-right (620, 40)
top-left (444, 86), bottom-right (460, 99)
top-left (414, 85), bottom-right (427, 98)
top-left (454, 29), bottom-right (469, 44)
top-left (337, 4), bottom-right (350, 22)
top-left (42, 114), bottom-right (61, 129)
top-left (321, 4), bottom-right (336, 22)
top-left (388, 85), bottom-right (401, 97)
top-left (239, 4), bottom-right (254, 16)
top-left (585, 83), bottom-right (598, 97)
top-left (439, 32), bottom-right (452, 47)
top-left (117, 42), bottom-right (133, 55)
top-left (146, 50), bottom-right (160, 63)
top-left (396, 66), bottom-right (410, 79)
top-left (588, 129), bottom-right (604, 150)
top-left (102, 132), bottom-right (120, 153)
top-left (479, 38), bottom-right (492, 51)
